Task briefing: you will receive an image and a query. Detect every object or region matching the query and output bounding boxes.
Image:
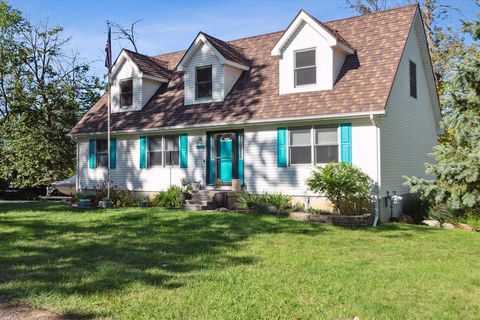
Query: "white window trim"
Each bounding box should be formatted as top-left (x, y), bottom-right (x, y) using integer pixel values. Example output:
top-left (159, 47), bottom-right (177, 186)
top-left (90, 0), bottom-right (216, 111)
top-left (119, 78), bottom-right (134, 108)
top-left (147, 135), bottom-right (180, 168)
top-left (294, 48), bottom-right (317, 88)
top-left (288, 125), bottom-right (340, 166)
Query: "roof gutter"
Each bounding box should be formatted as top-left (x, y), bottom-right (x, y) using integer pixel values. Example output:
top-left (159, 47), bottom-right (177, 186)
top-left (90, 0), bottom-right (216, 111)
top-left (69, 109), bottom-right (385, 138)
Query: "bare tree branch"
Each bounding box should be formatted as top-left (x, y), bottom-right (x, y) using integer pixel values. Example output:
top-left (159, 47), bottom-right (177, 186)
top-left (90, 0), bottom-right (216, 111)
top-left (110, 19), bottom-right (142, 52)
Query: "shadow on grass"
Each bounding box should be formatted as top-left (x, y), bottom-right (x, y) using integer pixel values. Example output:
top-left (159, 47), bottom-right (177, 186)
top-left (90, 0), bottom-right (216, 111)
top-left (0, 203), bottom-right (327, 317)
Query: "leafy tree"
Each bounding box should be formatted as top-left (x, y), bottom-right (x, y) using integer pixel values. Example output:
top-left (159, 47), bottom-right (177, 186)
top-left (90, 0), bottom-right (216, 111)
top-left (0, 3), bottom-right (103, 188)
top-left (405, 12), bottom-right (480, 211)
top-left (307, 163), bottom-right (374, 214)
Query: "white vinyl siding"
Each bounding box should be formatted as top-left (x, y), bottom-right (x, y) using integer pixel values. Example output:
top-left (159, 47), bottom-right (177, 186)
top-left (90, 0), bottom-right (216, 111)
top-left (184, 42), bottom-right (223, 105)
top-left (78, 132), bottom-right (206, 192)
top-left (279, 21), bottom-right (335, 94)
top-left (224, 64), bottom-right (243, 97)
top-left (380, 13), bottom-right (438, 196)
top-left (77, 120), bottom-right (378, 196)
top-left (332, 48), bottom-right (347, 84)
top-left (111, 58), bottom-right (162, 113)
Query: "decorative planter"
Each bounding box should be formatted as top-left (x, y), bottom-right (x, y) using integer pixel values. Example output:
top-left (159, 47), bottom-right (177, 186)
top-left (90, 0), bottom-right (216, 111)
top-left (79, 199), bottom-right (91, 208)
top-left (180, 192), bottom-right (192, 204)
top-left (213, 192), bottom-right (227, 208)
top-left (138, 200), bottom-right (148, 208)
top-left (99, 199), bottom-right (112, 208)
top-left (231, 179), bottom-right (241, 192)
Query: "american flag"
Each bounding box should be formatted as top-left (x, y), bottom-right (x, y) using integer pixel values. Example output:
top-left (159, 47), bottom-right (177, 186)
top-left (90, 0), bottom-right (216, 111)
top-left (105, 24), bottom-right (112, 70)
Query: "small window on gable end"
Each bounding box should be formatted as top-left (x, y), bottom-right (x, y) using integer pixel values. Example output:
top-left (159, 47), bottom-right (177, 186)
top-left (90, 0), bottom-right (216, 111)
top-left (409, 60), bottom-right (417, 99)
top-left (120, 79), bottom-right (133, 107)
top-left (295, 49), bottom-right (316, 87)
top-left (196, 66), bottom-right (212, 99)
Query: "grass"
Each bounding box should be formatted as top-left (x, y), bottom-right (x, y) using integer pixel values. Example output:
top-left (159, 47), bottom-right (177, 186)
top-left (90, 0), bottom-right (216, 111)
top-left (0, 202), bottom-right (479, 320)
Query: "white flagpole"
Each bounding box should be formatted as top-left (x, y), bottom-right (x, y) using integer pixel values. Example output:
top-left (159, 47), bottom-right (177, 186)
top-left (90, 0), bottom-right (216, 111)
top-left (107, 20), bottom-right (111, 201)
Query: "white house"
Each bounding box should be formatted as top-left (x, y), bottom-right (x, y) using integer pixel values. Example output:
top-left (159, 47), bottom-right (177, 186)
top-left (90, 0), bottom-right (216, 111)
top-left (69, 4), bottom-right (440, 221)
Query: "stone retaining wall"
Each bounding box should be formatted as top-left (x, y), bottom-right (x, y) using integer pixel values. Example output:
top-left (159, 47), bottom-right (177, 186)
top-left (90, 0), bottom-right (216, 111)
top-left (289, 212), bottom-right (373, 228)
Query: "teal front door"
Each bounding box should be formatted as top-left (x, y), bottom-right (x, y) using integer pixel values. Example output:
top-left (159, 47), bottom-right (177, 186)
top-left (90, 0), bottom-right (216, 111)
top-left (218, 136), bottom-right (233, 183)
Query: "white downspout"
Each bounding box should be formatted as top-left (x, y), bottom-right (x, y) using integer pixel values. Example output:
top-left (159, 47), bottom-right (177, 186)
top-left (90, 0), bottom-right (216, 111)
top-left (370, 114), bottom-right (381, 227)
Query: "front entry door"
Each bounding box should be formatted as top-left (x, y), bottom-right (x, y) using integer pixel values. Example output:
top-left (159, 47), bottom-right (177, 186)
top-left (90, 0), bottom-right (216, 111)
top-left (217, 134), bottom-right (233, 183)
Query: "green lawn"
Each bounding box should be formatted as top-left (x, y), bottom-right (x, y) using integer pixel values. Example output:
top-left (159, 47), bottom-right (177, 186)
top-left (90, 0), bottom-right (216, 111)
top-left (0, 203), bottom-right (478, 319)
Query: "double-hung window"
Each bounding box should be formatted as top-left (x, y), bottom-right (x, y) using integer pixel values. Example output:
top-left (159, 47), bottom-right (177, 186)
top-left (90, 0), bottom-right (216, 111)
top-left (289, 126), bottom-right (339, 165)
top-left (164, 135), bottom-right (180, 166)
top-left (148, 135), bottom-right (180, 167)
top-left (314, 127), bottom-right (338, 164)
top-left (120, 79), bottom-right (133, 107)
top-left (148, 136), bottom-right (163, 167)
top-left (289, 128), bottom-right (312, 164)
top-left (96, 139), bottom-right (108, 168)
top-left (195, 66), bottom-right (212, 99)
top-left (294, 49), bottom-right (316, 87)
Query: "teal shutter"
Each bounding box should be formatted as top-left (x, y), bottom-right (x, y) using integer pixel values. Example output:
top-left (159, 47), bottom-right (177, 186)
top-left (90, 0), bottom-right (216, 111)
top-left (277, 128), bottom-right (287, 167)
top-left (139, 136), bottom-right (147, 169)
top-left (180, 134), bottom-right (188, 168)
top-left (89, 139), bottom-right (96, 169)
top-left (208, 135), bottom-right (215, 185)
top-left (110, 138), bottom-right (117, 169)
top-left (340, 123), bottom-right (352, 164)
top-left (237, 132), bottom-right (244, 186)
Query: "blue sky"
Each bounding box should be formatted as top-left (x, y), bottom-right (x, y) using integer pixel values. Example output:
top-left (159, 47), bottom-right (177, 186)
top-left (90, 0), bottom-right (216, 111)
top-left (10, 0), bottom-right (477, 76)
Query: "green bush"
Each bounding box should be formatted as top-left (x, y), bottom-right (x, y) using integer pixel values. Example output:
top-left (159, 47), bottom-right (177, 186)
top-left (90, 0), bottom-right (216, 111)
top-left (237, 191), bottom-right (292, 213)
top-left (306, 163), bottom-right (373, 214)
top-left (92, 183), bottom-right (136, 208)
top-left (152, 186), bottom-right (181, 208)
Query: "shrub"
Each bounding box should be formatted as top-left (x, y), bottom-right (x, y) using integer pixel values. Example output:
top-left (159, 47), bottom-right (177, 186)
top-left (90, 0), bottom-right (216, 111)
top-left (427, 203), bottom-right (456, 223)
top-left (306, 163), bottom-right (374, 214)
top-left (401, 193), bottom-right (430, 223)
top-left (92, 183), bottom-right (136, 208)
top-left (152, 186), bottom-right (181, 208)
top-left (237, 191), bottom-right (292, 213)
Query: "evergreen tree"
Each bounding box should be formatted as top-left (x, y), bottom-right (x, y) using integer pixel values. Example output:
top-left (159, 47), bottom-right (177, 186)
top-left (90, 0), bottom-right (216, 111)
top-left (405, 10), bottom-right (480, 211)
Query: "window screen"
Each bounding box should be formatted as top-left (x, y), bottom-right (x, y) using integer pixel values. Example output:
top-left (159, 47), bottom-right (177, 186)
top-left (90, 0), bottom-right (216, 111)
top-left (289, 128), bottom-right (312, 164)
top-left (295, 49), bottom-right (316, 86)
top-left (410, 60), bottom-right (417, 98)
top-left (315, 127), bottom-right (338, 164)
top-left (120, 79), bottom-right (133, 107)
top-left (164, 135), bottom-right (179, 166)
top-left (148, 136), bottom-right (163, 167)
top-left (196, 66), bottom-right (212, 99)
top-left (96, 139), bottom-right (108, 168)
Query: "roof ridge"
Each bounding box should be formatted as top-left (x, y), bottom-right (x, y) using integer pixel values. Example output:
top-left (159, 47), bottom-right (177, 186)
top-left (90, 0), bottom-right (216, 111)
top-left (141, 4), bottom-right (418, 60)
top-left (325, 3), bottom-right (418, 24)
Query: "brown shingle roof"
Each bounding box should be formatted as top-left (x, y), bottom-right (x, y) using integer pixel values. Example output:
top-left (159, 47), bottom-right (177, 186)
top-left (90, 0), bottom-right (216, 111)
top-left (201, 32), bottom-right (250, 66)
top-left (71, 4), bottom-right (418, 135)
top-left (124, 49), bottom-right (172, 80)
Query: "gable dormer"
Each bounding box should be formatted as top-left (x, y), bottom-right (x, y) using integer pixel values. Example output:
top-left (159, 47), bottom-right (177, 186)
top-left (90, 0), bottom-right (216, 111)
top-left (177, 32), bottom-right (250, 105)
top-left (272, 10), bottom-right (354, 94)
top-left (110, 49), bottom-right (171, 113)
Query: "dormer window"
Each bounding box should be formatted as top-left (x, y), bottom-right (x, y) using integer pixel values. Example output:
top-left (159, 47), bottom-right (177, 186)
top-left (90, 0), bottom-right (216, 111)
top-left (294, 49), bottom-right (316, 87)
top-left (195, 66), bottom-right (212, 99)
top-left (120, 79), bottom-right (133, 107)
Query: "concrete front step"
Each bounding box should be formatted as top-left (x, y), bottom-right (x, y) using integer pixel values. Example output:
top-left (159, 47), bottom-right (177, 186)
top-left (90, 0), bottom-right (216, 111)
top-left (183, 204), bottom-right (207, 211)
